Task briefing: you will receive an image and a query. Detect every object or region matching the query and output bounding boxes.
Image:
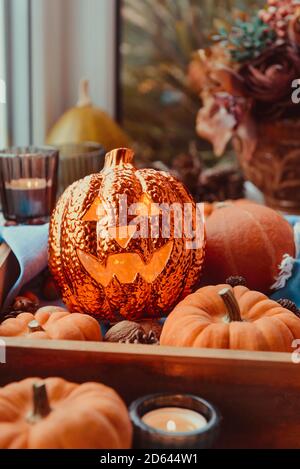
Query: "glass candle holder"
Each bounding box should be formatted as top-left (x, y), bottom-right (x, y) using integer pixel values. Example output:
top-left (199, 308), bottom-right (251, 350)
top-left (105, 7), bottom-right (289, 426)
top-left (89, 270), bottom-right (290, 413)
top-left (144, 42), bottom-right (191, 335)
top-left (129, 394), bottom-right (221, 449)
top-left (57, 142), bottom-right (106, 195)
top-left (0, 146), bottom-right (58, 224)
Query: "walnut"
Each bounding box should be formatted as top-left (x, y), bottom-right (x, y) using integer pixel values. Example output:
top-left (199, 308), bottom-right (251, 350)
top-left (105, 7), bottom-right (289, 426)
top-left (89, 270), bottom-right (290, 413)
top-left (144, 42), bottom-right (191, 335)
top-left (104, 320), bottom-right (160, 345)
top-left (139, 320), bottom-right (162, 341)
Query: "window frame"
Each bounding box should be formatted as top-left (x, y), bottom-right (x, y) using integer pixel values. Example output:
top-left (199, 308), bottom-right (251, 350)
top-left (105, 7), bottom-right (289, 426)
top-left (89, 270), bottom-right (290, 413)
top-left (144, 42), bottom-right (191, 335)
top-left (0, 0), bottom-right (9, 146)
top-left (5, 0), bottom-right (32, 145)
top-left (4, 0), bottom-right (117, 147)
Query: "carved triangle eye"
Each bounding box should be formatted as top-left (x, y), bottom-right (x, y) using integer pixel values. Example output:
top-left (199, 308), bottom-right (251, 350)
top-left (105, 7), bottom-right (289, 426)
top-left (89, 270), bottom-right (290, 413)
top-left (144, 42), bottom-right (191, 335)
top-left (82, 197), bottom-right (107, 222)
top-left (82, 193), bottom-right (161, 222)
top-left (134, 193), bottom-right (160, 217)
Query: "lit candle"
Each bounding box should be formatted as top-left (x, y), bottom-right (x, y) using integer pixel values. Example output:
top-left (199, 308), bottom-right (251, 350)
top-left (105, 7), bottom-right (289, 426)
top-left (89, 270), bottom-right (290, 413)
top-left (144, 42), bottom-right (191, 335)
top-left (142, 407), bottom-right (207, 433)
top-left (0, 146), bottom-right (58, 224)
top-left (4, 178), bottom-right (51, 220)
top-left (130, 394), bottom-right (221, 449)
top-left (5, 178), bottom-right (49, 190)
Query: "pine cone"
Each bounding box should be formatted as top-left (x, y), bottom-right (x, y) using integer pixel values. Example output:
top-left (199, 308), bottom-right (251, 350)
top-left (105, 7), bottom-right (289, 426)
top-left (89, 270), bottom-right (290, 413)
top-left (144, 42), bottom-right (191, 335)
top-left (277, 299), bottom-right (300, 318)
top-left (171, 152), bottom-right (202, 197)
top-left (198, 166), bottom-right (244, 203)
top-left (226, 276), bottom-right (247, 287)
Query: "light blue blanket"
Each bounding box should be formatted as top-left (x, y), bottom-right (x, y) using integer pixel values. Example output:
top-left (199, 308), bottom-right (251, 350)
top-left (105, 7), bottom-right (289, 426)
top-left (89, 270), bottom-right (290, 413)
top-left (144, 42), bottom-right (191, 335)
top-left (1, 217), bottom-right (300, 312)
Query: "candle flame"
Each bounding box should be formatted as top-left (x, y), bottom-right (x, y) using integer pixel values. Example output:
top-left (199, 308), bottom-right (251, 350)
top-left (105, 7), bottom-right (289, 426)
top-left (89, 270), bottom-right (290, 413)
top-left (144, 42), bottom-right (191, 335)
top-left (166, 420), bottom-right (177, 432)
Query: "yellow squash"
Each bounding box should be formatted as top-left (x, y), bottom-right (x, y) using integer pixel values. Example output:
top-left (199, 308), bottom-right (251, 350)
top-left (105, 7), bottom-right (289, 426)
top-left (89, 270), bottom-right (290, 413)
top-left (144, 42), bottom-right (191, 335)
top-left (46, 80), bottom-right (130, 151)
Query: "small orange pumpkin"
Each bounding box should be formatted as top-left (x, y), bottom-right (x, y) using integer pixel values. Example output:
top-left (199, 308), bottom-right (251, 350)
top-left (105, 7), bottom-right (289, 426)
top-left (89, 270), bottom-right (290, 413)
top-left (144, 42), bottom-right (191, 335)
top-left (203, 200), bottom-right (295, 292)
top-left (0, 308), bottom-right (101, 341)
top-left (160, 284), bottom-right (300, 352)
top-left (0, 378), bottom-right (132, 448)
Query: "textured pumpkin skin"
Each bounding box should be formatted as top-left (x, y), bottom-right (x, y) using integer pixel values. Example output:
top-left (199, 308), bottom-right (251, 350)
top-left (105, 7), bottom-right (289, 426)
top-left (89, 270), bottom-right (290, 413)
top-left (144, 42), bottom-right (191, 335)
top-left (0, 378), bottom-right (132, 449)
top-left (203, 200), bottom-right (295, 292)
top-left (161, 284), bottom-right (300, 352)
top-left (49, 149), bottom-right (205, 321)
top-left (0, 309), bottom-right (102, 341)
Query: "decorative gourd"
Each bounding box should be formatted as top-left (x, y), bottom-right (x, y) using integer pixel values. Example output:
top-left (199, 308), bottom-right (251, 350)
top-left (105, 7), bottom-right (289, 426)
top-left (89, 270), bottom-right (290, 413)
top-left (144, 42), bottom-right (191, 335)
top-left (160, 284), bottom-right (300, 352)
top-left (0, 309), bottom-right (102, 341)
top-left (49, 148), bottom-right (205, 321)
top-left (46, 79), bottom-right (130, 151)
top-left (0, 378), bottom-right (132, 449)
top-left (203, 200), bottom-right (295, 292)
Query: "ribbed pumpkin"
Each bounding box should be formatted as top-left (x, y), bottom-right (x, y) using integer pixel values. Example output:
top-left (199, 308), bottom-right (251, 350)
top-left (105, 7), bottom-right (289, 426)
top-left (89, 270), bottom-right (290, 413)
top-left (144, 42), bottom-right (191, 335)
top-left (203, 200), bottom-right (295, 292)
top-left (0, 378), bottom-right (132, 449)
top-left (0, 309), bottom-right (102, 341)
top-left (46, 80), bottom-right (130, 151)
top-left (160, 284), bottom-right (300, 352)
top-left (49, 148), bottom-right (205, 321)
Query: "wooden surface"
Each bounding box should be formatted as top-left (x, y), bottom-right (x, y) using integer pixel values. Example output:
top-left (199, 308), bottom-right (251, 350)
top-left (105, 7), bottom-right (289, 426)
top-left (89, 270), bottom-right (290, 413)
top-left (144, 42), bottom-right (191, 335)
top-left (1, 338), bottom-right (300, 449)
top-left (0, 243), bottom-right (18, 309)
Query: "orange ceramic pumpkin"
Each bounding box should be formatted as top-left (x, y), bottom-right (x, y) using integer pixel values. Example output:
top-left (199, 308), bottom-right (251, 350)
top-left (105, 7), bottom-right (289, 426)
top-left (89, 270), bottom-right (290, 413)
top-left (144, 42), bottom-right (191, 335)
top-left (0, 378), bottom-right (132, 448)
top-left (0, 308), bottom-right (101, 341)
top-left (49, 148), bottom-right (205, 321)
top-left (160, 284), bottom-right (300, 352)
top-left (203, 200), bottom-right (295, 292)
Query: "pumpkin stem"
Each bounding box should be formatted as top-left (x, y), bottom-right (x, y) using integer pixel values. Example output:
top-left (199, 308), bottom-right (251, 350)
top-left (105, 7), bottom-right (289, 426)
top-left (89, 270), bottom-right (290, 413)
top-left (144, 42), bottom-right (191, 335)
top-left (28, 320), bottom-right (45, 333)
top-left (219, 287), bottom-right (242, 322)
top-left (104, 148), bottom-right (135, 170)
top-left (77, 79), bottom-right (92, 107)
top-left (27, 383), bottom-right (51, 424)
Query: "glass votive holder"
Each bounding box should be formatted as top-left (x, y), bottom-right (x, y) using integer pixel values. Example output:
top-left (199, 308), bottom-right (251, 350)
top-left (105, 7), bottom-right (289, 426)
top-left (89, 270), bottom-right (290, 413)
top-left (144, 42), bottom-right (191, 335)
top-left (57, 142), bottom-right (106, 195)
top-left (129, 393), bottom-right (221, 449)
top-left (0, 146), bottom-right (58, 224)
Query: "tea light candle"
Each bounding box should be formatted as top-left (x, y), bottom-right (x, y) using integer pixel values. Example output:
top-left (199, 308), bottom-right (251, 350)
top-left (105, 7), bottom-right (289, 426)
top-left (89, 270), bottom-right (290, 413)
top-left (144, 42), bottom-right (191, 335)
top-left (0, 146), bottom-right (58, 224)
top-left (6, 178), bottom-right (49, 190)
top-left (4, 178), bottom-right (51, 220)
top-left (130, 394), bottom-right (220, 449)
top-left (142, 407), bottom-right (208, 433)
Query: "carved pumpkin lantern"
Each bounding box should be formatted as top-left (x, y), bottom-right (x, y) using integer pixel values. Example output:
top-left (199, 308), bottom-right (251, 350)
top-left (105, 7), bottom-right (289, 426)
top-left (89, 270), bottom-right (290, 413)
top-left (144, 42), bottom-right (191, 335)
top-left (49, 148), bottom-right (205, 321)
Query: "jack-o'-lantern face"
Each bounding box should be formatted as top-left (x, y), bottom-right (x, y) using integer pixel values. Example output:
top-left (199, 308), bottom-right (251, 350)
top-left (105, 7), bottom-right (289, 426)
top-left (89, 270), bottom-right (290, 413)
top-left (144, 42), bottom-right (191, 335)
top-left (49, 148), bottom-right (205, 321)
top-left (77, 191), bottom-right (173, 286)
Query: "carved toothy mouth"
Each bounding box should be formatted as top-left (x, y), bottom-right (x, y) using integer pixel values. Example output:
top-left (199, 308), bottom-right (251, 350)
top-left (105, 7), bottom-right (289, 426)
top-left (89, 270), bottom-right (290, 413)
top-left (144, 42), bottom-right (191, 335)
top-left (77, 241), bottom-right (174, 287)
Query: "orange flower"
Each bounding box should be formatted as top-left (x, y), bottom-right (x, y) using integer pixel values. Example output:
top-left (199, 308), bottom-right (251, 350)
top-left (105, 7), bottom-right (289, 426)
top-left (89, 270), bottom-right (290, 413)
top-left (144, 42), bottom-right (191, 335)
top-left (187, 44), bottom-right (232, 95)
top-left (196, 92), bottom-right (255, 159)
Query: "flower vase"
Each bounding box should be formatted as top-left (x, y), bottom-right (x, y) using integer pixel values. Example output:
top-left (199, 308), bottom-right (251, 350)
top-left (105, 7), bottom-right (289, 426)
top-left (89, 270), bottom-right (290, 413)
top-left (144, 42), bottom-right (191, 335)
top-left (233, 119), bottom-right (300, 214)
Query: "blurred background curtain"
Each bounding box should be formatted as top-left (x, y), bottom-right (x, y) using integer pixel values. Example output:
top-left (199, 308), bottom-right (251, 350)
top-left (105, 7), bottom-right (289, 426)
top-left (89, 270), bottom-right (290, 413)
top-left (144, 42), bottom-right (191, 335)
top-left (2, 0), bottom-right (116, 147)
top-left (0, 0), bottom-right (8, 147)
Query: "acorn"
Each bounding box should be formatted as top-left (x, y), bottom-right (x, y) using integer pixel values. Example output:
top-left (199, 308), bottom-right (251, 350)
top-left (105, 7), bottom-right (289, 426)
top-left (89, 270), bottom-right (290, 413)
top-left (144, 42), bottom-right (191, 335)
top-left (226, 276), bottom-right (247, 288)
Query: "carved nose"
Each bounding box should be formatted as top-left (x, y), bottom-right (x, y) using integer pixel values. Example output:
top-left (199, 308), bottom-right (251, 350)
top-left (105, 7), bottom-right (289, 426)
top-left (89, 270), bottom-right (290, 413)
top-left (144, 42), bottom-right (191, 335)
top-left (108, 225), bottom-right (137, 248)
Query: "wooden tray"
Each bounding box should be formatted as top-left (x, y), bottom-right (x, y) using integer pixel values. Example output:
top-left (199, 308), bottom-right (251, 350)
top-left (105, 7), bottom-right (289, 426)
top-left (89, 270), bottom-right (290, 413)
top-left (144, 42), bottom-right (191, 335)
top-left (1, 338), bottom-right (300, 449)
top-left (0, 243), bottom-right (19, 309)
top-left (1, 243), bottom-right (300, 449)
